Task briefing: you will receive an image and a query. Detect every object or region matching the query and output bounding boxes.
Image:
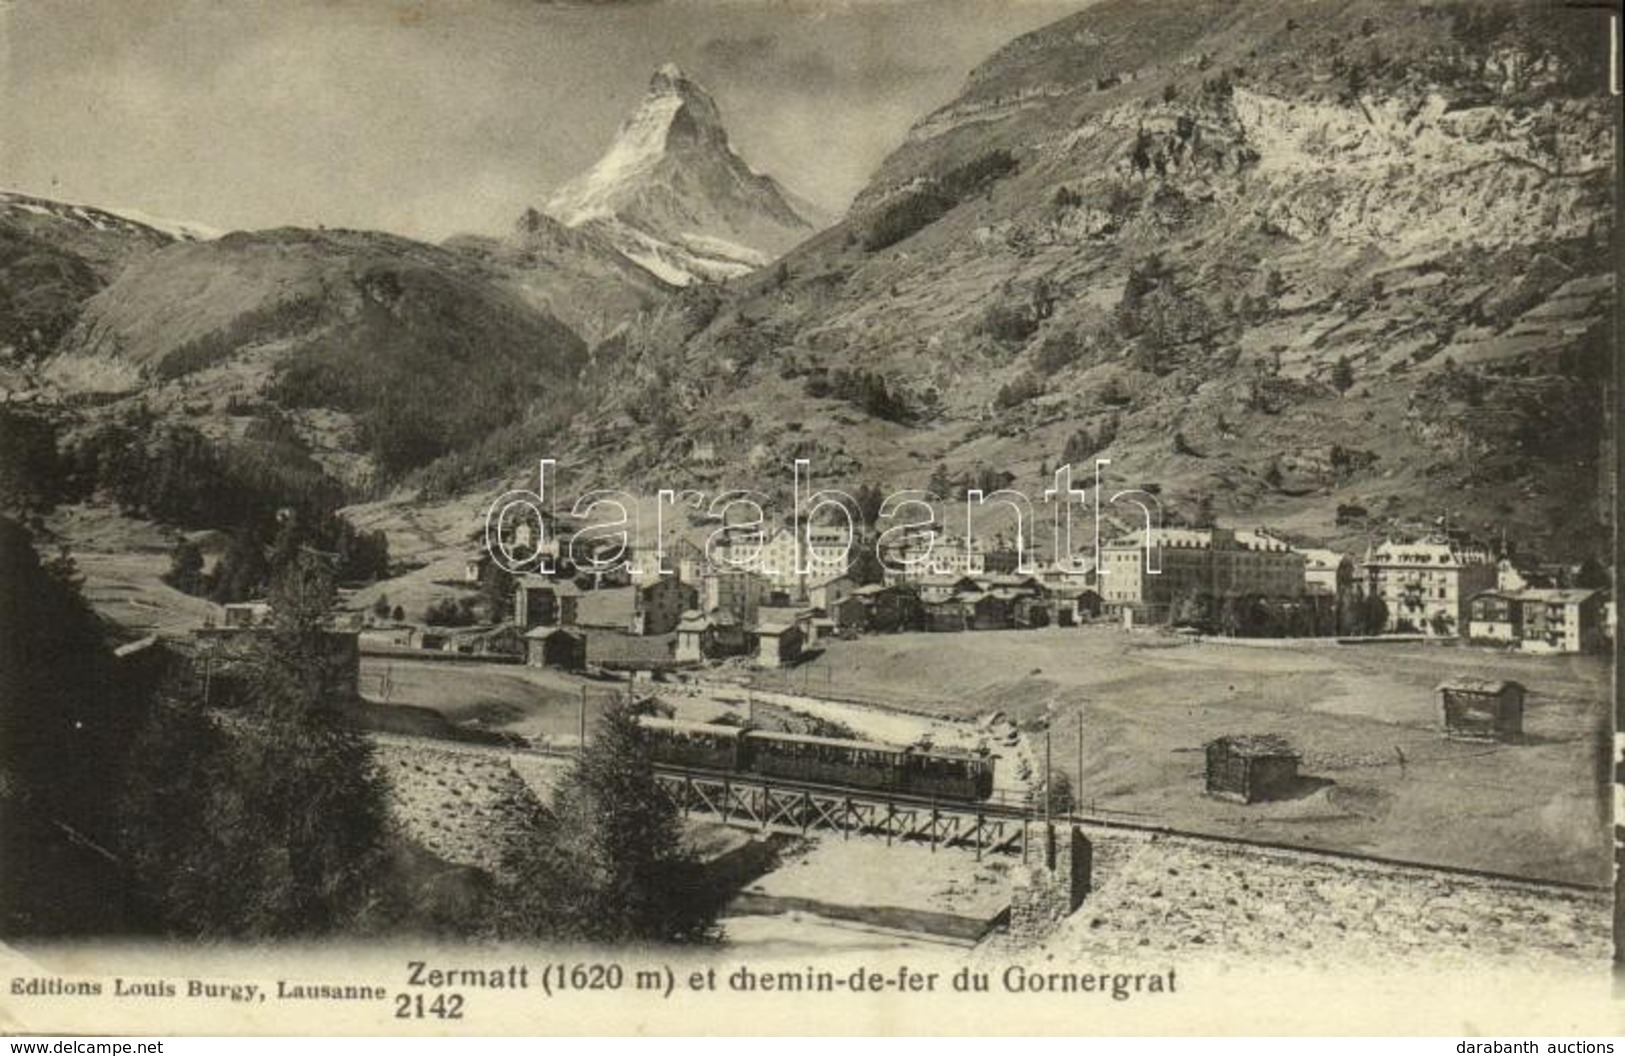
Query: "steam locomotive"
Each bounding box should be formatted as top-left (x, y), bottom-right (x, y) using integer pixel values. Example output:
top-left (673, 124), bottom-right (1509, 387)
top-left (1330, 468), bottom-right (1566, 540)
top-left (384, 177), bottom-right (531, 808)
top-left (635, 715), bottom-right (995, 802)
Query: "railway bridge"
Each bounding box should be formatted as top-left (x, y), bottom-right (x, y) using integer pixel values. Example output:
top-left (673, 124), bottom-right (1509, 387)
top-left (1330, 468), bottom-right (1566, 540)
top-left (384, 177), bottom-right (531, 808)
top-left (651, 765), bottom-right (1039, 859)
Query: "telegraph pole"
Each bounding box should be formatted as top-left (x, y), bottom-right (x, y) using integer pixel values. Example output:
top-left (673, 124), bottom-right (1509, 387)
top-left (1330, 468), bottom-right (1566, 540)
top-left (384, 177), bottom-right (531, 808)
top-left (1044, 716), bottom-right (1053, 830)
top-left (1076, 704), bottom-right (1083, 818)
top-left (578, 684), bottom-right (587, 750)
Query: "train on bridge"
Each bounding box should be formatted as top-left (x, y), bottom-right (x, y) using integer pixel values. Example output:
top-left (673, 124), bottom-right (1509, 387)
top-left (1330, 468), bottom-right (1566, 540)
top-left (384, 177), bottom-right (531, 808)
top-left (636, 716), bottom-right (996, 802)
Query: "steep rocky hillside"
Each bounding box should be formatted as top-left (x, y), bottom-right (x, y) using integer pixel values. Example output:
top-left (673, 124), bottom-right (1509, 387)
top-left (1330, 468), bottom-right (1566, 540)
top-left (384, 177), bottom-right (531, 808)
top-left (45, 227), bottom-right (589, 487)
top-left (563, 0), bottom-right (1614, 560)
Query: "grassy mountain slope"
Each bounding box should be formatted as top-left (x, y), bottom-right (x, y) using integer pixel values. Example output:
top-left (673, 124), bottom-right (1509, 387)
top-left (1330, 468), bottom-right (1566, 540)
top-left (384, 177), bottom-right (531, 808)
top-left (445, 207), bottom-right (674, 346)
top-left (0, 191), bottom-right (186, 361)
top-left (45, 227), bottom-right (590, 487)
top-left (559, 0), bottom-right (1614, 560)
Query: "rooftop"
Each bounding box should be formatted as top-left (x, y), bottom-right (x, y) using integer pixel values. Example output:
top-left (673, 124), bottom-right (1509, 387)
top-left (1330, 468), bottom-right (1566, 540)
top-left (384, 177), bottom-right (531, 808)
top-left (1105, 528), bottom-right (1295, 553)
top-left (1437, 678), bottom-right (1525, 694)
top-left (1207, 734), bottom-right (1300, 759)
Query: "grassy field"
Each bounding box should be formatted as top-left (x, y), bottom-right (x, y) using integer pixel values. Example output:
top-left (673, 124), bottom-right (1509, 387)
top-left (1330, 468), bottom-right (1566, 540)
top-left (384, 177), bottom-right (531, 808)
top-left (358, 656), bottom-right (634, 745)
top-left (759, 627), bottom-right (1611, 886)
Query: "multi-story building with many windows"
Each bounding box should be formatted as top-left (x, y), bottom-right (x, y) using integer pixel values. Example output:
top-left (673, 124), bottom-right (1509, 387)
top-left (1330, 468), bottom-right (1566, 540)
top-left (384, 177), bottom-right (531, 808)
top-left (1362, 538), bottom-right (1496, 636)
top-left (1100, 527), bottom-right (1305, 621)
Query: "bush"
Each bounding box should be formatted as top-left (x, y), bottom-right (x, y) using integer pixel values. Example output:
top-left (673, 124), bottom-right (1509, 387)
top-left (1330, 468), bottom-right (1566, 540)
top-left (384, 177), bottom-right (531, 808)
top-left (1061, 428), bottom-right (1095, 466)
top-left (993, 373), bottom-right (1045, 410)
top-left (424, 598), bottom-right (477, 627)
top-left (1331, 355), bottom-right (1356, 393)
top-left (1033, 329), bottom-right (1081, 374)
top-left (810, 368), bottom-right (911, 423)
top-left (981, 301), bottom-right (1040, 346)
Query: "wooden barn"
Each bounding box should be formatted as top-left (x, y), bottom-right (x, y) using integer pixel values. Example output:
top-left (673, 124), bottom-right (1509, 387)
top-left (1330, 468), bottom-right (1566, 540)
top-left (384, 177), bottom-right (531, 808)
top-left (525, 626), bottom-right (586, 671)
top-left (1438, 678), bottom-right (1524, 740)
top-left (1204, 735), bottom-right (1300, 804)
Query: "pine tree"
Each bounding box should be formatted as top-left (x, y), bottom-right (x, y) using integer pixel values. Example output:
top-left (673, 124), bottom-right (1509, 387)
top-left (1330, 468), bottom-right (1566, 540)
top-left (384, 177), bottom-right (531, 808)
top-left (1331, 354), bottom-right (1356, 394)
top-left (121, 552), bottom-right (392, 937)
top-left (500, 701), bottom-right (715, 943)
top-left (166, 538), bottom-right (206, 596)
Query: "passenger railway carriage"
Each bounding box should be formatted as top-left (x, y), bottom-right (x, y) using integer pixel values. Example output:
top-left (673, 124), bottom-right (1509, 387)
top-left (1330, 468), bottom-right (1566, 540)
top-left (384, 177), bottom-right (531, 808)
top-left (748, 730), bottom-right (905, 792)
top-left (635, 716), bottom-right (995, 802)
top-left (635, 716), bottom-right (746, 770)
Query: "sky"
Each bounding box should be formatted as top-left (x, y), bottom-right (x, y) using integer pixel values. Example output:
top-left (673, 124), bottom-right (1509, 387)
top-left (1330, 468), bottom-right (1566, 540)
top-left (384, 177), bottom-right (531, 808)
top-left (0, 0), bottom-right (1086, 242)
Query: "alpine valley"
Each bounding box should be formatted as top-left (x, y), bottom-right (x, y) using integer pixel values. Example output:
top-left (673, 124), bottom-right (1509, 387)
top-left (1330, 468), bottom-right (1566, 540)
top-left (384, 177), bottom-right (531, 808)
top-left (0, 0), bottom-right (1614, 596)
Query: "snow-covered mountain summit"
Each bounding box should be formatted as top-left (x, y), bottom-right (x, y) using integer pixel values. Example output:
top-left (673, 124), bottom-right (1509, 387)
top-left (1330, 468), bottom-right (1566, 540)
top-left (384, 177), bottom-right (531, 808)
top-left (542, 64), bottom-right (826, 285)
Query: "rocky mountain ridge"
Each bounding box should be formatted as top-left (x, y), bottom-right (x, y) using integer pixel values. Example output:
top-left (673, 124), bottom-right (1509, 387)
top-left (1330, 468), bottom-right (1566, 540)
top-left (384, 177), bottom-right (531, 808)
top-left (541, 64), bottom-right (827, 285)
top-left (551, 0), bottom-right (1614, 561)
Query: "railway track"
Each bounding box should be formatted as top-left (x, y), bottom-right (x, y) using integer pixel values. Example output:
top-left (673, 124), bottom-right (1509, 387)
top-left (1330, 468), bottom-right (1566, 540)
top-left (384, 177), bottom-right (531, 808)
top-left (368, 730), bottom-right (1606, 891)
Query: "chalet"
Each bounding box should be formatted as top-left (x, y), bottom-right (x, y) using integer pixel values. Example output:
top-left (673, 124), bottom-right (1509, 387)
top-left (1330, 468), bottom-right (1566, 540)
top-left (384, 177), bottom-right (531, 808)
top-left (1204, 735), bottom-right (1300, 804)
top-left (921, 597), bottom-right (967, 632)
top-left (1438, 678), bottom-right (1524, 740)
top-left (513, 576), bottom-right (580, 629)
top-left (675, 612), bottom-right (712, 664)
top-left (805, 572), bottom-right (857, 612)
top-left (758, 604), bottom-right (819, 647)
top-left (114, 636), bottom-right (175, 700)
top-left (631, 575), bottom-right (698, 636)
top-left (915, 574), bottom-right (981, 605)
top-left (1514, 589), bottom-right (1607, 654)
top-left (755, 622), bottom-right (804, 668)
top-left (525, 626), bottom-right (586, 671)
top-left (1012, 595), bottom-right (1053, 629)
top-left (1467, 588), bottom-right (1606, 654)
top-left (851, 582), bottom-right (904, 632)
top-left (1050, 586), bottom-right (1102, 626)
top-left (674, 609), bottom-right (748, 663)
top-left (713, 610), bottom-right (747, 652)
top-left (700, 567), bottom-right (771, 627)
top-left (826, 593), bottom-right (867, 633)
top-left (964, 590), bottom-right (1013, 631)
top-left (974, 573), bottom-right (1044, 596)
top-left (475, 624), bottom-right (526, 659)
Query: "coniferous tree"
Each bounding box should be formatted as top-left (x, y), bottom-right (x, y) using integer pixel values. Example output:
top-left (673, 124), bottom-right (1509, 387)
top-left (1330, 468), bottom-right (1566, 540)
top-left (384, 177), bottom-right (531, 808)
top-left (165, 538), bottom-right (206, 596)
top-left (121, 552), bottom-right (392, 937)
top-left (499, 700), bottom-right (716, 943)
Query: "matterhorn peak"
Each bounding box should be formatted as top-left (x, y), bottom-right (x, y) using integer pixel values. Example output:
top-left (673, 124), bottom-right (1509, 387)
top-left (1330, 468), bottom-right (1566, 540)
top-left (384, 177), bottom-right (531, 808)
top-left (650, 62), bottom-right (692, 91)
top-left (538, 64), bottom-right (827, 286)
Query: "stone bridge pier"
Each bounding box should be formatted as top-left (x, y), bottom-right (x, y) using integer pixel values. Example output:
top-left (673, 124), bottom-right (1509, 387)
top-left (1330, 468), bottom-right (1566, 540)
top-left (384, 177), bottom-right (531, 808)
top-left (1009, 822), bottom-right (1092, 941)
